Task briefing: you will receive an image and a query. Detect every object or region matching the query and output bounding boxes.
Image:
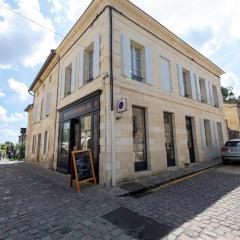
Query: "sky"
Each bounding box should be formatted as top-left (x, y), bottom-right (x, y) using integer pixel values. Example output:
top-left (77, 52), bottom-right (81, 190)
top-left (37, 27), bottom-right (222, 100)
top-left (0, 0), bottom-right (240, 143)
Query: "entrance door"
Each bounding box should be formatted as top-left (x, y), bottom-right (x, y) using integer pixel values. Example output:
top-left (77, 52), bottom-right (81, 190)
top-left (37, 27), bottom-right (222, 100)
top-left (132, 107), bottom-right (147, 171)
top-left (164, 112), bottom-right (176, 167)
top-left (70, 114), bottom-right (99, 181)
top-left (36, 133), bottom-right (41, 162)
top-left (58, 121), bottom-right (71, 173)
top-left (186, 117), bottom-right (195, 163)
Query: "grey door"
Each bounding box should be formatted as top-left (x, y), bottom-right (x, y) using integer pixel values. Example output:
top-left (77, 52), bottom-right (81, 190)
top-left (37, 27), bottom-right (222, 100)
top-left (186, 117), bottom-right (195, 163)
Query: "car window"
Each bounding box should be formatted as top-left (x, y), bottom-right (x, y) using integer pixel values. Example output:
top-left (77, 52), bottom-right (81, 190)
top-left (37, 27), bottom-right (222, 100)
top-left (225, 141), bottom-right (240, 147)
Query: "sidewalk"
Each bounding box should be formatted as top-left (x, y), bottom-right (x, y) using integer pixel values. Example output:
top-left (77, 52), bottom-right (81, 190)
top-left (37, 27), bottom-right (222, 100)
top-left (119, 159), bottom-right (223, 196)
top-left (20, 159), bottom-right (223, 197)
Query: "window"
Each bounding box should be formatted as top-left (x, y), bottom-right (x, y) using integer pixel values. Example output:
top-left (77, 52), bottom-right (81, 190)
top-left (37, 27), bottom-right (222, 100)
top-left (182, 69), bottom-right (192, 98)
top-left (217, 122), bottom-right (224, 145)
top-left (199, 78), bottom-right (207, 103)
top-left (131, 41), bottom-right (144, 82)
top-left (64, 63), bottom-right (72, 97)
top-left (212, 85), bottom-right (219, 108)
top-left (160, 57), bottom-right (171, 92)
top-left (225, 141), bottom-right (240, 147)
top-left (49, 75), bottom-right (52, 83)
top-left (43, 131), bottom-right (48, 155)
top-left (84, 43), bottom-right (94, 84)
top-left (32, 135), bottom-right (36, 154)
top-left (204, 119), bottom-right (212, 147)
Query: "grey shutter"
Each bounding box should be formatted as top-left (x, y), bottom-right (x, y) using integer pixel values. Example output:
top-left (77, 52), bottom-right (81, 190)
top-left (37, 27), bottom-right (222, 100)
top-left (33, 105), bottom-right (36, 123)
top-left (45, 92), bottom-right (51, 116)
top-left (210, 120), bottom-right (216, 147)
top-left (121, 34), bottom-right (131, 78)
top-left (214, 121), bottom-right (219, 147)
top-left (79, 48), bottom-right (84, 88)
top-left (71, 58), bottom-right (76, 93)
top-left (190, 71), bottom-right (197, 100)
top-left (217, 86), bottom-right (223, 109)
top-left (200, 118), bottom-right (207, 148)
top-left (205, 79), bottom-right (211, 105)
top-left (195, 74), bottom-right (201, 102)
top-left (209, 82), bottom-right (214, 106)
top-left (160, 57), bottom-right (171, 91)
top-left (60, 66), bottom-right (65, 99)
top-left (145, 47), bottom-right (154, 85)
top-left (93, 34), bottom-right (100, 78)
top-left (177, 64), bottom-right (185, 96)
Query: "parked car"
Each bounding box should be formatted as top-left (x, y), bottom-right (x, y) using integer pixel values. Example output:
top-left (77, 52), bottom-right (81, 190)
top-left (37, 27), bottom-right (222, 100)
top-left (221, 139), bottom-right (240, 164)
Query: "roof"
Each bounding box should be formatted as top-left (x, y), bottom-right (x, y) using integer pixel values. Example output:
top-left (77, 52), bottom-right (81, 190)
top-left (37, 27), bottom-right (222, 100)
top-left (28, 49), bottom-right (56, 92)
top-left (28, 0), bottom-right (225, 92)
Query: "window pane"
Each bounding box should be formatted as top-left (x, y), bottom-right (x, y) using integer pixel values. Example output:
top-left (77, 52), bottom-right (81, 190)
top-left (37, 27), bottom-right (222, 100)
top-left (89, 51), bottom-right (93, 80)
top-left (61, 122), bottom-right (70, 157)
top-left (80, 116), bottom-right (92, 150)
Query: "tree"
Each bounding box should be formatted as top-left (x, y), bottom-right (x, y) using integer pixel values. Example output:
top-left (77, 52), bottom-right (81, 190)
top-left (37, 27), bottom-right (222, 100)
top-left (221, 86), bottom-right (229, 102)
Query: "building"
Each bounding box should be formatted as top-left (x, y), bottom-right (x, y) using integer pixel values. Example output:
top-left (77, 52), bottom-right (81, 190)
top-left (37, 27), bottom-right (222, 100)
top-left (224, 103), bottom-right (240, 139)
top-left (25, 0), bottom-right (228, 186)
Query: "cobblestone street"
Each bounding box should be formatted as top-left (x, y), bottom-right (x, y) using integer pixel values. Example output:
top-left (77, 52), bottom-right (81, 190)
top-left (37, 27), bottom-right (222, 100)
top-left (0, 162), bottom-right (240, 240)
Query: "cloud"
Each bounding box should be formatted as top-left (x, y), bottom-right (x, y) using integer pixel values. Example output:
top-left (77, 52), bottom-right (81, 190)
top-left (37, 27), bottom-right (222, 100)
top-left (221, 72), bottom-right (240, 97)
top-left (8, 78), bottom-right (29, 101)
top-left (0, 0), bottom-right (57, 68)
top-left (0, 128), bottom-right (19, 143)
top-left (0, 105), bottom-right (27, 123)
top-left (0, 89), bottom-right (5, 97)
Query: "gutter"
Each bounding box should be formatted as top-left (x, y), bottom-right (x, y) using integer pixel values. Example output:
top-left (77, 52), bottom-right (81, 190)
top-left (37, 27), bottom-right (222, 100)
top-left (109, 6), bottom-right (116, 187)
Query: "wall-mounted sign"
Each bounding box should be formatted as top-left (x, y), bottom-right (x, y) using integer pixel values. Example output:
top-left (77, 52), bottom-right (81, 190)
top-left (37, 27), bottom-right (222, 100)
top-left (117, 98), bottom-right (127, 113)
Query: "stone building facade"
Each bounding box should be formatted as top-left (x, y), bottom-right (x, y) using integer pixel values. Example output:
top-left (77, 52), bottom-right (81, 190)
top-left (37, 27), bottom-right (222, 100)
top-left (25, 0), bottom-right (228, 185)
top-left (224, 103), bottom-right (240, 139)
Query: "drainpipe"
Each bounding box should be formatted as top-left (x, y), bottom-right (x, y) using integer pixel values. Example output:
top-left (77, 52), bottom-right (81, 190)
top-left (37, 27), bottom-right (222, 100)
top-left (109, 6), bottom-right (116, 187)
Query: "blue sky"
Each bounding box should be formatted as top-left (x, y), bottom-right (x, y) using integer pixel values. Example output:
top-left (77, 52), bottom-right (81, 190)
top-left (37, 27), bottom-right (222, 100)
top-left (0, 0), bottom-right (240, 143)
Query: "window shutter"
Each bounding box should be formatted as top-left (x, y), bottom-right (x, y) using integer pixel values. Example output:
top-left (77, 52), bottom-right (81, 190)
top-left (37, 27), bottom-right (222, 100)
top-left (60, 67), bottom-right (65, 99)
top-left (209, 82), bottom-right (214, 106)
top-left (205, 79), bottom-right (211, 105)
top-left (177, 64), bottom-right (185, 96)
top-left (210, 120), bottom-right (217, 148)
top-left (145, 47), bottom-right (154, 85)
top-left (45, 92), bottom-right (51, 116)
top-left (195, 74), bottom-right (201, 102)
top-left (214, 121), bottom-right (219, 147)
top-left (160, 57), bottom-right (171, 91)
top-left (79, 48), bottom-right (84, 88)
top-left (33, 105), bottom-right (36, 123)
top-left (121, 34), bottom-right (131, 78)
top-left (71, 58), bottom-right (76, 93)
top-left (217, 86), bottom-right (223, 109)
top-left (36, 104), bottom-right (40, 122)
top-left (190, 71), bottom-right (197, 100)
top-left (200, 118), bottom-right (207, 149)
top-left (93, 34), bottom-right (100, 79)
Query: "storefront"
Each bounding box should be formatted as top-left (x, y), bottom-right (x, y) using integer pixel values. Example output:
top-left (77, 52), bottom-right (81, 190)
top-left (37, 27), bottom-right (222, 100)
top-left (57, 90), bottom-right (101, 181)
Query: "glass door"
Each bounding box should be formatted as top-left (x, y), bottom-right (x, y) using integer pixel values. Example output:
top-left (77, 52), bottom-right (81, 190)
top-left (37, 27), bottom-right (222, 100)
top-left (132, 107), bottom-right (147, 172)
top-left (164, 112), bottom-right (176, 167)
top-left (58, 121), bottom-right (71, 173)
top-left (186, 117), bottom-right (195, 163)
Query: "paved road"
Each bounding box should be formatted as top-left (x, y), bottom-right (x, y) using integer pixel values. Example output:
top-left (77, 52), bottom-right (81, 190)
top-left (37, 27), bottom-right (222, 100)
top-left (0, 163), bottom-right (240, 240)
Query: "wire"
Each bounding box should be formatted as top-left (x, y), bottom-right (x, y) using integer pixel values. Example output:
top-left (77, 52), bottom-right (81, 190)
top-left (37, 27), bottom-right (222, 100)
top-left (0, 3), bottom-right (64, 38)
top-left (0, 3), bottom-right (110, 62)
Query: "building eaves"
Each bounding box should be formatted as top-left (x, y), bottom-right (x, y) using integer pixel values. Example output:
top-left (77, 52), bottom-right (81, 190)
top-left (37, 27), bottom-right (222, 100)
top-left (28, 49), bottom-right (56, 92)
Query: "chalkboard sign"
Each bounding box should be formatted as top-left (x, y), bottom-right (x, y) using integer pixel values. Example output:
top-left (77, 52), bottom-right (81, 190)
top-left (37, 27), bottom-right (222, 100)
top-left (71, 150), bottom-right (96, 192)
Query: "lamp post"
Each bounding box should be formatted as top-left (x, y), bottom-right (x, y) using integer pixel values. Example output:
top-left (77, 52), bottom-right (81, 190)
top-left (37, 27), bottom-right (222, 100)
top-left (20, 128), bottom-right (26, 160)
